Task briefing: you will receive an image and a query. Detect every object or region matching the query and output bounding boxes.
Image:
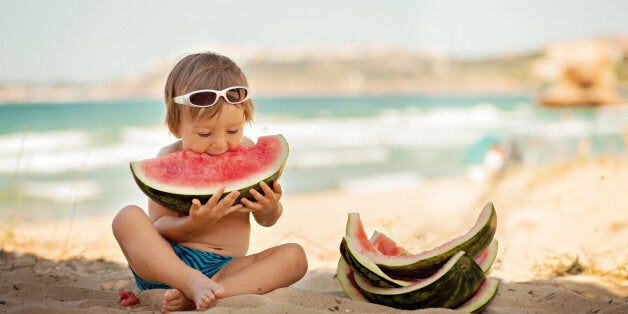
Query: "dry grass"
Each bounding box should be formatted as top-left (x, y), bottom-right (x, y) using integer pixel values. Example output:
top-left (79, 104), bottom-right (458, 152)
top-left (533, 250), bottom-right (628, 285)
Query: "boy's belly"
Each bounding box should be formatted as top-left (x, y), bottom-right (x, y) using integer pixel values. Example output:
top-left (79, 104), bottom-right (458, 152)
top-left (178, 211), bottom-right (251, 257)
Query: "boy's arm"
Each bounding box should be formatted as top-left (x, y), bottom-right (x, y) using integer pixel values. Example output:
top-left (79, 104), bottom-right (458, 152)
top-left (148, 200), bottom-right (205, 242)
top-left (149, 190), bottom-right (242, 242)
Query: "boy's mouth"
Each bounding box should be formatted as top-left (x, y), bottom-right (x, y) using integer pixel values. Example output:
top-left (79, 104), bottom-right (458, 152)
top-left (207, 148), bottom-right (228, 156)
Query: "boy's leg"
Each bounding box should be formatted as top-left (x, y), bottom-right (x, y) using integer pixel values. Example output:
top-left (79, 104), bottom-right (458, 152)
top-left (111, 205), bottom-right (222, 310)
top-left (210, 243), bottom-right (308, 296)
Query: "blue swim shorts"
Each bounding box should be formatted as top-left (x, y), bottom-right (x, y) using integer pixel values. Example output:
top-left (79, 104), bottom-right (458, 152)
top-left (131, 242), bottom-right (235, 290)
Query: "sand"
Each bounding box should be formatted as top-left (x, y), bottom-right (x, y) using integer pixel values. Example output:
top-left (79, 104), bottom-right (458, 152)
top-left (1, 156), bottom-right (627, 313)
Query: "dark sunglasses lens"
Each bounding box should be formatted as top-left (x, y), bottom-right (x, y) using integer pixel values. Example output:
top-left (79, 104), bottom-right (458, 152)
top-left (225, 88), bottom-right (248, 103)
top-left (190, 91), bottom-right (217, 107)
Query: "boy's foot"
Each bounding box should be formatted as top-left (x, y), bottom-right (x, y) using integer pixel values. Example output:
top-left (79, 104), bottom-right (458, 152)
top-left (161, 277), bottom-right (225, 312)
top-left (162, 289), bottom-right (194, 312)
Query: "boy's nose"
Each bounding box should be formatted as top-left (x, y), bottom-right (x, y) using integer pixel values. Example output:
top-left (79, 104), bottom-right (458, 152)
top-left (212, 134), bottom-right (227, 148)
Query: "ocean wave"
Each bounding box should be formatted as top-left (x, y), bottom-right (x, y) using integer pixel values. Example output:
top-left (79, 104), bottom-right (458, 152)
top-left (340, 173), bottom-right (425, 194)
top-left (3, 101), bottom-right (627, 175)
top-left (0, 130), bottom-right (91, 156)
top-left (250, 106), bottom-right (500, 149)
top-left (288, 147), bottom-right (390, 169)
top-left (0, 126), bottom-right (175, 175)
top-left (22, 179), bottom-right (101, 202)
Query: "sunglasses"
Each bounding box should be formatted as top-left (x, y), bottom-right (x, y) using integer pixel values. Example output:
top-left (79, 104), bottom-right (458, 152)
top-left (173, 86), bottom-right (250, 107)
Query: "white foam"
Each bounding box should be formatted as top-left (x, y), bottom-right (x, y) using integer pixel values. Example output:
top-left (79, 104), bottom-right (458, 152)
top-left (288, 147), bottom-right (390, 169)
top-left (22, 179), bottom-right (101, 202)
top-left (0, 130), bottom-right (91, 156)
top-left (253, 102), bottom-right (626, 153)
top-left (0, 126), bottom-right (175, 175)
top-left (251, 109), bottom-right (489, 150)
top-left (340, 173), bottom-right (425, 194)
top-left (3, 101), bottom-right (626, 175)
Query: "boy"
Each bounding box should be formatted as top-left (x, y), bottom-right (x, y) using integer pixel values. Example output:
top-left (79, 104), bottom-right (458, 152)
top-left (112, 52), bottom-right (308, 312)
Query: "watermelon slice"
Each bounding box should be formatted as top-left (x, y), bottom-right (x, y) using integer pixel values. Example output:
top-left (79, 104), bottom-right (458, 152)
top-left (342, 203), bottom-right (497, 278)
top-left (370, 231), bottom-right (499, 274)
top-left (456, 278), bottom-right (499, 313)
top-left (336, 203), bottom-right (499, 311)
top-left (337, 258), bottom-right (369, 302)
top-left (339, 229), bottom-right (497, 296)
top-left (353, 251), bottom-right (485, 310)
top-left (130, 134), bottom-right (289, 215)
top-left (474, 239), bottom-right (498, 273)
top-left (337, 257), bottom-right (499, 312)
top-left (340, 237), bottom-right (414, 288)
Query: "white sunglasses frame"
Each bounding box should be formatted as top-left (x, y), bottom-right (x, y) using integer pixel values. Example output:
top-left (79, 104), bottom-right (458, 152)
top-left (173, 86), bottom-right (250, 107)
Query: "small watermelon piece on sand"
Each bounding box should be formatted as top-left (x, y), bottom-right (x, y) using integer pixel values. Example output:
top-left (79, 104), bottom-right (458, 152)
top-left (118, 290), bottom-right (140, 307)
top-left (130, 134), bottom-right (289, 215)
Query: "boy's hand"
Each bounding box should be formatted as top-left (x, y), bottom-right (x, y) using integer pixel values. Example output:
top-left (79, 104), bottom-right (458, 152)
top-left (240, 181), bottom-right (282, 214)
top-left (189, 188), bottom-right (243, 225)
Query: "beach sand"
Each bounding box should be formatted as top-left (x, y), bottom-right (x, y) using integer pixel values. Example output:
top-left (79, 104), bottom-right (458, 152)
top-left (1, 156), bottom-right (627, 313)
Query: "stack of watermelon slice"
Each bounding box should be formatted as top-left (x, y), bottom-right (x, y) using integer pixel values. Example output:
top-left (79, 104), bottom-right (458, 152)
top-left (337, 202), bottom-right (499, 312)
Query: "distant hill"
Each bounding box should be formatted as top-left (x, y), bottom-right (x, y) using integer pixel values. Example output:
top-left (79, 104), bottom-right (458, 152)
top-left (242, 49), bottom-right (539, 97)
top-left (1, 43), bottom-right (626, 104)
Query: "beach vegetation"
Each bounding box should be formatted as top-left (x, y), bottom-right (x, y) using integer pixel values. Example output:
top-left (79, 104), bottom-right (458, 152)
top-left (533, 250), bottom-right (628, 284)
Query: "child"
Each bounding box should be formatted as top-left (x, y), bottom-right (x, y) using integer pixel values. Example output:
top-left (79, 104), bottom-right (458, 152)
top-left (112, 52), bottom-right (308, 312)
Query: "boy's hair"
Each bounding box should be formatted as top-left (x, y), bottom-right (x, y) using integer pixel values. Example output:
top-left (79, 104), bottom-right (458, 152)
top-left (164, 52), bottom-right (254, 136)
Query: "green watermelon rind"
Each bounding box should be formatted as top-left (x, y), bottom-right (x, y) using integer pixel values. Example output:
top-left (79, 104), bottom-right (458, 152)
top-left (476, 239), bottom-right (498, 274)
top-left (353, 251), bottom-right (486, 310)
top-left (336, 257), bottom-right (368, 302)
top-left (370, 230), bottom-right (498, 274)
top-left (131, 169), bottom-right (283, 215)
top-left (368, 202), bottom-right (497, 278)
top-left (455, 278), bottom-right (499, 313)
top-left (368, 230), bottom-right (498, 275)
top-left (337, 257), bottom-right (499, 312)
top-left (340, 237), bottom-right (412, 288)
top-left (130, 135), bottom-right (288, 215)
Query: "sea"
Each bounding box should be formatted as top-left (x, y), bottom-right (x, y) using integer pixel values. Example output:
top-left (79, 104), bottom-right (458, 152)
top-left (1, 95), bottom-right (628, 221)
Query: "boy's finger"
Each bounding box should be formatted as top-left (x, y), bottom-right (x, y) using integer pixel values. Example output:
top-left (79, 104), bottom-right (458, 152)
top-left (240, 197), bottom-right (255, 206)
top-left (204, 187), bottom-right (226, 206)
top-left (273, 181), bottom-right (283, 195)
top-left (189, 198), bottom-right (202, 213)
top-left (227, 204), bottom-right (245, 214)
top-left (248, 188), bottom-right (265, 202)
top-left (218, 190), bottom-right (240, 207)
top-left (259, 182), bottom-right (274, 195)
top-left (240, 198), bottom-right (261, 211)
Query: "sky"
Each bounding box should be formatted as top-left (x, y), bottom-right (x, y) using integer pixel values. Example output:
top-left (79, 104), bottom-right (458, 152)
top-left (1, 0), bottom-right (627, 84)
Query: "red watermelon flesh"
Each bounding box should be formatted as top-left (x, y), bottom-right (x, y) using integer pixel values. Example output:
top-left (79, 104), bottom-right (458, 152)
top-left (371, 231), bottom-right (498, 273)
top-left (130, 134), bottom-right (289, 215)
top-left (370, 231), bottom-right (411, 256)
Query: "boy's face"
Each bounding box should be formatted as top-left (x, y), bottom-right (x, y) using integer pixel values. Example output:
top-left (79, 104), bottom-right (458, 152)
top-left (178, 104), bottom-right (246, 155)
